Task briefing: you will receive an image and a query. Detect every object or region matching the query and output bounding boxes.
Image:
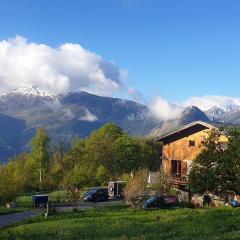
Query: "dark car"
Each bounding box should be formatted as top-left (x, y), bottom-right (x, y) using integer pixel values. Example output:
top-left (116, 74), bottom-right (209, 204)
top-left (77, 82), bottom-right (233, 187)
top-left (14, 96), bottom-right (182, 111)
top-left (84, 187), bottom-right (109, 202)
top-left (143, 195), bottom-right (179, 209)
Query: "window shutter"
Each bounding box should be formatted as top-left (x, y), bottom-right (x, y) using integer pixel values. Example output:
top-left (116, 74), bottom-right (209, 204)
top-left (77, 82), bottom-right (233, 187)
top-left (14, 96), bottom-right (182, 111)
top-left (181, 161), bottom-right (187, 176)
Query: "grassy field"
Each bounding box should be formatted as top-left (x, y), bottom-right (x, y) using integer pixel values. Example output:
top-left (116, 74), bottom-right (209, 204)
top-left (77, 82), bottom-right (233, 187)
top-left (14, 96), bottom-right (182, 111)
top-left (0, 206), bottom-right (240, 240)
top-left (0, 207), bottom-right (28, 215)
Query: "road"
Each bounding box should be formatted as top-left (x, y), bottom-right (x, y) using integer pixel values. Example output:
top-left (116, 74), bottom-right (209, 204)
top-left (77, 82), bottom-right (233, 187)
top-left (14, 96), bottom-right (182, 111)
top-left (0, 210), bottom-right (41, 228)
top-left (0, 199), bottom-right (123, 228)
top-left (56, 199), bottom-right (123, 211)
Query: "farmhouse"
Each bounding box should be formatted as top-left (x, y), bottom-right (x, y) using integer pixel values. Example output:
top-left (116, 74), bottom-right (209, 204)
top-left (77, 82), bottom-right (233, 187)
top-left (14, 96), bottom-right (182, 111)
top-left (152, 121), bottom-right (228, 185)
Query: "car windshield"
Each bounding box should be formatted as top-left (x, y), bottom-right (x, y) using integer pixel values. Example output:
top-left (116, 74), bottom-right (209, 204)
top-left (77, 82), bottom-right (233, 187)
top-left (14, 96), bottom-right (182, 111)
top-left (146, 196), bottom-right (157, 204)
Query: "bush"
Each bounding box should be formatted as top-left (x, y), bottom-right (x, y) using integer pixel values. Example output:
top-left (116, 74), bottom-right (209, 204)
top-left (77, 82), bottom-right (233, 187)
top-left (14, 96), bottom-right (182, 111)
top-left (49, 191), bottom-right (68, 203)
top-left (123, 170), bottom-right (148, 210)
top-left (15, 195), bottom-right (33, 208)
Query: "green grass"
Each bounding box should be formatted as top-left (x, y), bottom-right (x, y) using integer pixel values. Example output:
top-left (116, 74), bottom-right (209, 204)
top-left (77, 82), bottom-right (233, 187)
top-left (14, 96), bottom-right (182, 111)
top-left (1, 206), bottom-right (240, 239)
top-left (0, 207), bottom-right (27, 215)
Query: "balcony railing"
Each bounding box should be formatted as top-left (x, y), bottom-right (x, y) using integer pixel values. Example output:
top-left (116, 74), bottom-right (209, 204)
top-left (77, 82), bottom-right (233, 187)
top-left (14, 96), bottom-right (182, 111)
top-left (170, 174), bottom-right (189, 185)
top-left (158, 173), bottom-right (189, 186)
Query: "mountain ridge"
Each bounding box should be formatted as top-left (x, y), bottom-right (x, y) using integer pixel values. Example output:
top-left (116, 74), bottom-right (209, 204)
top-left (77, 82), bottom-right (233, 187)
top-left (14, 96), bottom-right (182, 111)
top-left (0, 86), bottom-right (237, 163)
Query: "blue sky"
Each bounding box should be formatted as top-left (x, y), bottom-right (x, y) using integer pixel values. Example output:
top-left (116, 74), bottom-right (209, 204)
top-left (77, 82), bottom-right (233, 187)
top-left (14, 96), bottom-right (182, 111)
top-left (0, 0), bottom-right (240, 103)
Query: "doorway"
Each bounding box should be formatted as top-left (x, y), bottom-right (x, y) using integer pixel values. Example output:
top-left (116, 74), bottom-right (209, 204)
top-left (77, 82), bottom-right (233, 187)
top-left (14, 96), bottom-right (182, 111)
top-left (171, 160), bottom-right (182, 176)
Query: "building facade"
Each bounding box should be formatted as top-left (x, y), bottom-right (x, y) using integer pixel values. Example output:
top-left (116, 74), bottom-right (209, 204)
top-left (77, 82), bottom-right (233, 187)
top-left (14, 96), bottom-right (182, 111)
top-left (156, 121), bottom-right (228, 184)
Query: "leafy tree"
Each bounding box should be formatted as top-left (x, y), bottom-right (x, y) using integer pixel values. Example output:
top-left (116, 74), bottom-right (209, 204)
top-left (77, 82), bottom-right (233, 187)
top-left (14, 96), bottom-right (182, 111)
top-left (218, 128), bottom-right (240, 195)
top-left (189, 128), bottom-right (240, 199)
top-left (63, 138), bottom-right (85, 171)
top-left (63, 164), bottom-right (95, 188)
top-left (0, 161), bottom-right (24, 203)
top-left (139, 139), bottom-right (162, 172)
top-left (189, 130), bottom-right (221, 194)
top-left (96, 165), bottom-right (110, 185)
top-left (29, 128), bottom-right (50, 190)
top-left (115, 135), bottom-right (142, 174)
top-left (84, 123), bottom-right (124, 178)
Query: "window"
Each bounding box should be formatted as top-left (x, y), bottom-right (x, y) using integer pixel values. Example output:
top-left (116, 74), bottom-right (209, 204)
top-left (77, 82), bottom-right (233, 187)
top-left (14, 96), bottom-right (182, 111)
top-left (189, 140), bottom-right (195, 147)
top-left (171, 160), bottom-right (181, 176)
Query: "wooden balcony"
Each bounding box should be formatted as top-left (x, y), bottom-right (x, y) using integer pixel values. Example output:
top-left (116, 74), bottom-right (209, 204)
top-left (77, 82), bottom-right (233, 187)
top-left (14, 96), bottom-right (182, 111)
top-left (170, 174), bottom-right (189, 186)
top-left (158, 173), bottom-right (189, 186)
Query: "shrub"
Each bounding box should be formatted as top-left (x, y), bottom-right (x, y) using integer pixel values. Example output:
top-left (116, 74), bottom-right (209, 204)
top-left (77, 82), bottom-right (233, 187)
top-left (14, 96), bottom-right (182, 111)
top-left (123, 170), bottom-right (148, 210)
top-left (15, 195), bottom-right (33, 208)
top-left (49, 191), bottom-right (68, 203)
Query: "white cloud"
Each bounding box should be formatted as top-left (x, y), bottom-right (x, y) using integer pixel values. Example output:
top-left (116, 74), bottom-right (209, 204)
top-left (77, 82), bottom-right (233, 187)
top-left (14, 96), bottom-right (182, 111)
top-left (184, 95), bottom-right (240, 111)
top-left (0, 36), bottom-right (126, 95)
top-left (127, 87), bottom-right (145, 103)
top-left (79, 108), bottom-right (98, 122)
top-left (2, 36), bottom-right (240, 120)
top-left (149, 97), bottom-right (183, 121)
top-left (149, 95), bottom-right (240, 121)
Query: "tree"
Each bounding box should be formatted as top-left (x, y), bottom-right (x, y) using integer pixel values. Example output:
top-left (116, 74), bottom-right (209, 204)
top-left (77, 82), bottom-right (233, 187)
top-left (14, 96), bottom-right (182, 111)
top-left (29, 128), bottom-right (50, 190)
top-left (217, 128), bottom-right (240, 195)
top-left (48, 143), bottom-right (68, 190)
top-left (123, 170), bottom-right (148, 211)
top-left (67, 187), bottom-right (80, 211)
top-left (96, 165), bottom-right (110, 185)
top-left (0, 161), bottom-right (24, 203)
top-left (139, 138), bottom-right (162, 172)
top-left (84, 123), bottom-right (124, 178)
top-left (189, 130), bottom-right (221, 195)
top-left (189, 128), bottom-right (240, 200)
top-left (115, 135), bottom-right (142, 175)
top-left (154, 167), bottom-right (173, 196)
top-left (63, 138), bottom-right (85, 171)
top-left (63, 164), bottom-right (95, 188)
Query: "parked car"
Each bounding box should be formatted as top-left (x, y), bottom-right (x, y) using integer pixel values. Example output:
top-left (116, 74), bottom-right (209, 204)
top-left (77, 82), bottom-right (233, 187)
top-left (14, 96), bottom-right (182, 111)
top-left (229, 200), bottom-right (240, 208)
top-left (143, 195), bottom-right (179, 209)
top-left (84, 187), bottom-right (109, 202)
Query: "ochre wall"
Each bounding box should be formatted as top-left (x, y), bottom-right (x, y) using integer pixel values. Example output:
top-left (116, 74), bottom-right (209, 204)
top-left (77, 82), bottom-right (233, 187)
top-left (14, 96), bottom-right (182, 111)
top-left (162, 129), bottom-right (228, 175)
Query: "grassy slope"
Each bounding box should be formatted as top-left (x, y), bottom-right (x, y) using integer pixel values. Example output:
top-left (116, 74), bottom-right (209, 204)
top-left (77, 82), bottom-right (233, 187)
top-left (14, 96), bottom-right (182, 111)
top-left (1, 206), bottom-right (240, 240)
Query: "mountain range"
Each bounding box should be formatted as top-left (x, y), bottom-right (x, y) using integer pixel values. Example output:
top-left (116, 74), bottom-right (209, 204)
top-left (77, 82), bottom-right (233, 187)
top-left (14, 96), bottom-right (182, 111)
top-left (0, 86), bottom-right (239, 163)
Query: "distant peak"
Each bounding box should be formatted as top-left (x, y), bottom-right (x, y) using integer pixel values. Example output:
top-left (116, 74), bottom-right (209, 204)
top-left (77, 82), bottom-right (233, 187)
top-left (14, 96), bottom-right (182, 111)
top-left (1, 86), bottom-right (54, 97)
top-left (67, 89), bottom-right (87, 95)
top-left (183, 105), bottom-right (202, 113)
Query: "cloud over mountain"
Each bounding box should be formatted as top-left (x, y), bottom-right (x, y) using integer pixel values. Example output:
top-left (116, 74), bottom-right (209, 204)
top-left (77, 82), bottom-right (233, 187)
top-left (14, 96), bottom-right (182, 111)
top-left (149, 97), bottom-right (183, 121)
top-left (2, 36), bottom-right (240, 122)
top-left (148, 95), bottom-right (240, 121)
top-left (0, 36), bottom-right (126, 95)
top-left (184, 95), bottom-right (240, 111)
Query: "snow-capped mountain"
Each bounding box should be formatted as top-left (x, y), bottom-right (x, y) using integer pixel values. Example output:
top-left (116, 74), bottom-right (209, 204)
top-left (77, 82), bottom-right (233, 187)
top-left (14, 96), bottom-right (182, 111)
top-left (205, 105), bottom-right (240, 123)
top-left (0, 87), bottom-right (150, 162)
top-left (0, 86), bottom-right (239, 163)
top-left (0, 86), bottom-right (54, 98)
